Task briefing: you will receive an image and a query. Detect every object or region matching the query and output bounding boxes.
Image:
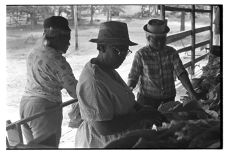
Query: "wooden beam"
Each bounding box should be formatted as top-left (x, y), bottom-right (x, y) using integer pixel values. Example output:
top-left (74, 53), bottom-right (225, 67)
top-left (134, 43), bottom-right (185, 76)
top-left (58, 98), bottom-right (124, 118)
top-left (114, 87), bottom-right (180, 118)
top-left (164, 6), bottom-right (192, 12)
top-left (177, 45), bottom-right (192, 53)
top-left (183, 61), bottom-right (192, 68)
top-left (164, 6), bottom-right (211, 13)
top-left (195, 53), bottom-right (209, 63)
top-left (176, 40), bottom-right (210, 54)
top-left (191, 5), bottom-right (196, 75)
top-left (167, 26), bottom-right (210, 45)
top-left (167, 30), bottom-right (191, 44)
top-left (195, 9), bottom-right (211, 13)
top-left (195, 26), bottom-right (211, 33)
top-left (210, 6), bottom-right (213, 51)
top-left (183, 53), bottom-right (208, 69)
top-left (6, 99), bottom-right (78, 130)
top-left (195, 40), bottom-right (210, 48)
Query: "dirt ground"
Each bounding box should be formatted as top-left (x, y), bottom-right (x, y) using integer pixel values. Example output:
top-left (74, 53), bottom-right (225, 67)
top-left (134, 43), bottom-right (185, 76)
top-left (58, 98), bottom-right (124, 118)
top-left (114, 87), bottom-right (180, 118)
top-left (6, 16), bottom-right (209, 147)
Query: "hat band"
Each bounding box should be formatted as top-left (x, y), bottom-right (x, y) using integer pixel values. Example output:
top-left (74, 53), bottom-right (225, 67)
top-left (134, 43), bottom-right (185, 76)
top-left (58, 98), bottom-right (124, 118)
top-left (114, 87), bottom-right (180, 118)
top-left (145, 31), bottom-right (167, 37)
top-left (147, 24), bottom-right (166, 34)
top-left (98, 38), bottom-right (130, 41)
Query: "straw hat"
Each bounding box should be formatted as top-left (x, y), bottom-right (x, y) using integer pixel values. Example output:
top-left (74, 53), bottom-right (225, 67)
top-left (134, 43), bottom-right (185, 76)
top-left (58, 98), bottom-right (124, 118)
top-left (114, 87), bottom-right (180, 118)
top-left (143, 19), bottom-right (170, 36)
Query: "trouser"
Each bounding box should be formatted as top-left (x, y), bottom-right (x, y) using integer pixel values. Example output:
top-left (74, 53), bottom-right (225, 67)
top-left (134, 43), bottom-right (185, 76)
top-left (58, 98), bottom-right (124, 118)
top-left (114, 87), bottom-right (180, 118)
top-left (137, 93), bottom-right (175, 110)
top-left (20, 96), bottom-right (62, 148)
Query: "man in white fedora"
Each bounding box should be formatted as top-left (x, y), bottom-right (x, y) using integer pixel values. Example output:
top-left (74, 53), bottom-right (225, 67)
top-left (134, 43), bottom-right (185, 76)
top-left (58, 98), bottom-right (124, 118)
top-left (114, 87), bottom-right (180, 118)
top-left (127, 19), bottom-right (200, 109)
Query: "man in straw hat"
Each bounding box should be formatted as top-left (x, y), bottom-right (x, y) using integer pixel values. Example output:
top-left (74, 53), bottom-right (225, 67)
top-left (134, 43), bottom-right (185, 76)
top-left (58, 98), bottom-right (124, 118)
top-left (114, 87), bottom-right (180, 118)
top-left (127, 19), bottom-right (200, 109)
top-left (75, 21), bottom-right (167, 148)
top-left (20, 16), bottom-right (78, 147)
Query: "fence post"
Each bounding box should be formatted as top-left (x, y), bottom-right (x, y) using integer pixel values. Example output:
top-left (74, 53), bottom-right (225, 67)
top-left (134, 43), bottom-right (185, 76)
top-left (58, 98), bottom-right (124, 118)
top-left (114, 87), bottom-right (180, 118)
top-left (180, 11), bottom-right (185, 31)
top-left (210, 5), bottom-right (213, 49)
top-left (190, 5), bottom-right (196, 77)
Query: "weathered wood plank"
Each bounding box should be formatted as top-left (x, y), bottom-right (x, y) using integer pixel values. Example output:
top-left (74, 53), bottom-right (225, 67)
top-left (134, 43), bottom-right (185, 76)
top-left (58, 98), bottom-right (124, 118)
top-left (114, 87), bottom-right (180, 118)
top-left (6, 99), bottom-right (77, 130)
top-left (164, 6), bottom-right (211, 13)
top-left (167, 30), bottom-right (191, 44)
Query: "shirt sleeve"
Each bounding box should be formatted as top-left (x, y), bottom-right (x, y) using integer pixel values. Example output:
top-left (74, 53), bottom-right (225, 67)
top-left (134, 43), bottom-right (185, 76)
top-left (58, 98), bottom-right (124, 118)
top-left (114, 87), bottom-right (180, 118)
top-left (54, 55), bottom-right (78, 99)
top-left (128, 51), bottom-right (142, 87)
top-left (78, 79), bottom-right (114, 122)
top-left (172, 51), bottom-right (186, 77)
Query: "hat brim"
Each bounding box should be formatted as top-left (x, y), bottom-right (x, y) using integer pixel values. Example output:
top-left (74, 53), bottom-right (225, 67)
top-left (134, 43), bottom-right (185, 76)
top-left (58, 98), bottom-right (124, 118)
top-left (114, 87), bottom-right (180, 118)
top-left (89, 39), bottom-right (138, 46)
top-left (143, 24), bottom-right (170, 36)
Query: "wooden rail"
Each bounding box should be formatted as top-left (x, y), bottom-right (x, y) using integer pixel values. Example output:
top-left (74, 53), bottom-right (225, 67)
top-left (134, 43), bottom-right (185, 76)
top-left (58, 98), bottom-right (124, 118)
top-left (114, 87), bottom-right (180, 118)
top-left (164, 6), bottom-right (211, 13)
top-left (167, 26), bottom-right (211, 44)
top-left (7, 99), bottom-right (77, 130)
top-left (6, 98), bottom-right (77, 148)
top-left (183, 53), bottom-right (208, 68)
top-left (161, 5), bottom-right (214, 75)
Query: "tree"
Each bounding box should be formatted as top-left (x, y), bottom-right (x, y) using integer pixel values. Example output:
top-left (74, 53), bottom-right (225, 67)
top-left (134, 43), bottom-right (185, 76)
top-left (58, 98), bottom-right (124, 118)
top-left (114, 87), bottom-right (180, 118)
top-left (18, 6), bottom-right (38, 28)
top-left (7, 6), bottom-right (55, 28)
top-left (90, 5), bottom-right (94, 24)
top-left (106, 6), bottom-right (111, 21)
top-left (73, 5), bottom-right (79, 50)
top-left (101, 5), bottom-right (125, 21)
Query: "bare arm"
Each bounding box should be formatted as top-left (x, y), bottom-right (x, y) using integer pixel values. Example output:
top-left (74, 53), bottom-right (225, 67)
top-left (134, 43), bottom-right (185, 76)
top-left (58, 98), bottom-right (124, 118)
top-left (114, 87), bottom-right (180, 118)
top-left (178, 71), bottom-right (199, 100)
top-left (127, 51), bottom-right (142, 90)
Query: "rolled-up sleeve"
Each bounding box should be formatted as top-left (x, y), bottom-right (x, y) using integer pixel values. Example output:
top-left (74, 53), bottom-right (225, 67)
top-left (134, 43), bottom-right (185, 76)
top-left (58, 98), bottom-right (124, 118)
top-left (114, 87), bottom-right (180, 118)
top-left (173, 51), bottom-right (186, 77)
top-left (128, 51), bottom-right (142, 86)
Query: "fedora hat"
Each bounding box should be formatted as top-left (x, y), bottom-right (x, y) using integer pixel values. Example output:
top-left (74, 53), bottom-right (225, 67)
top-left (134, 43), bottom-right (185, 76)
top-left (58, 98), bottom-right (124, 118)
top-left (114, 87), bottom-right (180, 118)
top-left (90, 21), bottom-right (137, 46)
top-left (143, 19), bottom-right (170, 36)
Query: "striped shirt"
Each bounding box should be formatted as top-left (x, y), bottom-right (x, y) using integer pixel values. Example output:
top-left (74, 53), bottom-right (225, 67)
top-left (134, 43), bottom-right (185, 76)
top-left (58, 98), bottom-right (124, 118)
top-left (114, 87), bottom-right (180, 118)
top-left (128, 45), bottom-right (186, 99)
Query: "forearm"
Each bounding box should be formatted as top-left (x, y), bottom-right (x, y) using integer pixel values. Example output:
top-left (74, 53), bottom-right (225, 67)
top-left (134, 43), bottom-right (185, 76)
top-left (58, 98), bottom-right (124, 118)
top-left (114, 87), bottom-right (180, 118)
top-left (92, 111), bottom-right (142, 136)
top-left (62, 76), bottom-right (78, 99)
top-left (178, 71), bottom-right (196, 97)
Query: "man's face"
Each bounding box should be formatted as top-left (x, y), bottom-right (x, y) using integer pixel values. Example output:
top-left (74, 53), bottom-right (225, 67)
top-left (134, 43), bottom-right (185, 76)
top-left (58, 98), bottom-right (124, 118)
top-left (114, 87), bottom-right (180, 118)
top-left (148, 35), bottom-right (166, 50)
top-left (102, 44), bottom-right (130, 69)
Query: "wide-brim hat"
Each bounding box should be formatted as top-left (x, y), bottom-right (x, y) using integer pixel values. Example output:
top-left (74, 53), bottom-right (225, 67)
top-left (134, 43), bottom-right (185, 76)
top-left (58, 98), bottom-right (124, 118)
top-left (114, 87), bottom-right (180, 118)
top-left (90, 21), bottom-right (138, 46)
top-left (143, 19), bottom-right (170, 36)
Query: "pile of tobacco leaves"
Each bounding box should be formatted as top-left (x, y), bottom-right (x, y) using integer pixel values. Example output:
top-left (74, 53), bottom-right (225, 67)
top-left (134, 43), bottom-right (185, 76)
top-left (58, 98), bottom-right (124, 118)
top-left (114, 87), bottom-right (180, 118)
top-left (105, 53), bottom-right (221, 149)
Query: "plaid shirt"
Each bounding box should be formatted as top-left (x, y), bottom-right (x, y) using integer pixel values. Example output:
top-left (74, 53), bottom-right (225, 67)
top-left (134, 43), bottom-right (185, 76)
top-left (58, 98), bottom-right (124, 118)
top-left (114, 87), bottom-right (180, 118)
top-left (128, 45), bottom-right (186, 99)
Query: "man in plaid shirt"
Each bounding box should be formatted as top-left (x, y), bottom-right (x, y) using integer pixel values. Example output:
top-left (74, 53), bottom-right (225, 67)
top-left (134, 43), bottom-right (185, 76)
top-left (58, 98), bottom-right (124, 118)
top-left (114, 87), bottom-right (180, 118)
top-left (128, 19), bottom-right (200, 109)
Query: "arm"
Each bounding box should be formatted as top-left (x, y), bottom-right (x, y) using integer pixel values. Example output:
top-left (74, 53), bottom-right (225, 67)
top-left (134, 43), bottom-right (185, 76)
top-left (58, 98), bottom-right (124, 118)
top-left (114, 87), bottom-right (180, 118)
top-left (91, 111), bottom-right (141, 136)
top-left (172, 50), bottom-right (199, 100)
top-left (127, 51), bottom-right (142, 90)
top-left (55, 56), bottom-right (78, 99)
top-left (178, 71), bottom-right (199, 100)
top-left (91, 105), bottom-right (165, 136)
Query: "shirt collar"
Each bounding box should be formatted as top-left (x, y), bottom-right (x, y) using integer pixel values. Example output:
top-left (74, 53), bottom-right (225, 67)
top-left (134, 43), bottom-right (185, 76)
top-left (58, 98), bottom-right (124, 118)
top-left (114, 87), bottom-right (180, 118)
top-left (148, 45), bottom-right (167, 54)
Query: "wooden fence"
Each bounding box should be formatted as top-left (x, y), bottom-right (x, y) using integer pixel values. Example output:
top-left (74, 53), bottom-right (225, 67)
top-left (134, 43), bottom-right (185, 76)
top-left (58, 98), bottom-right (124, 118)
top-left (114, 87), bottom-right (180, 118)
top-left (160, 5), bottom-right (213, 75)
